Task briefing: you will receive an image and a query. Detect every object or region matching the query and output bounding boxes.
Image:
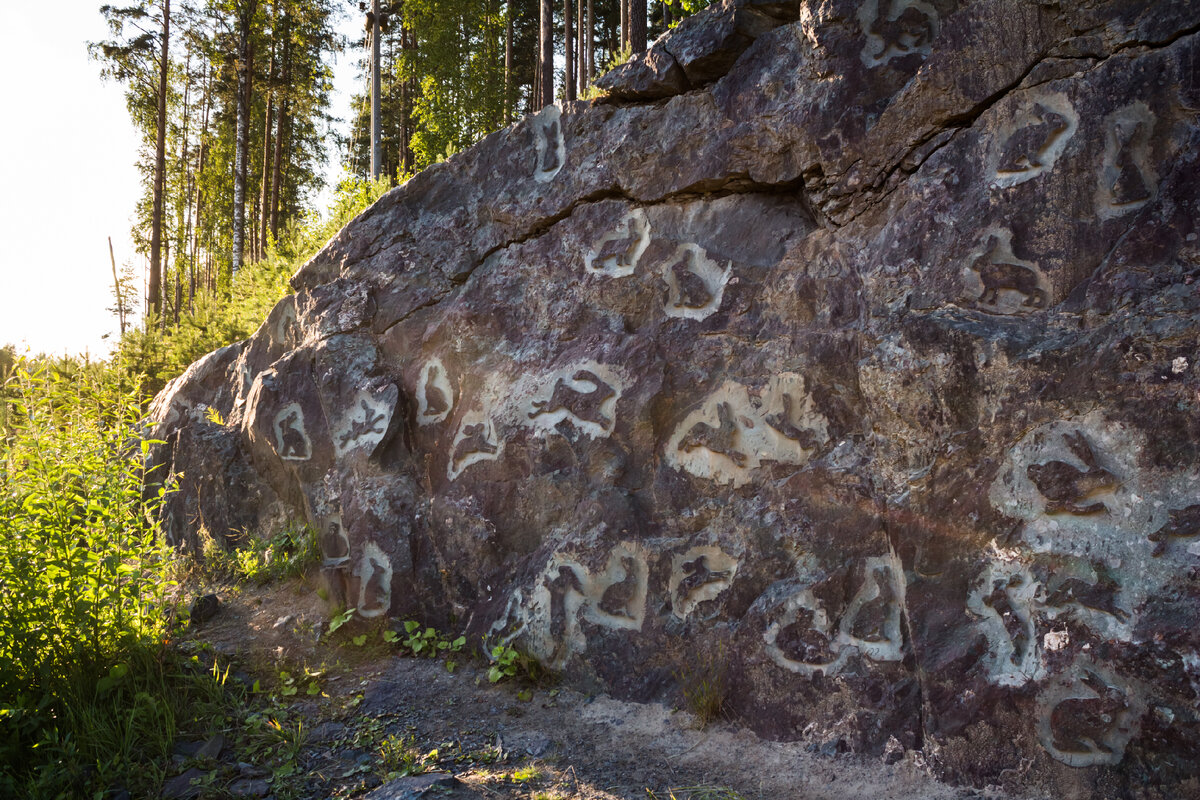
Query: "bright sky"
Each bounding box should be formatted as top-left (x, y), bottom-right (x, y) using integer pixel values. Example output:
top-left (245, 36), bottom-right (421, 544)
top-left (0, 1), bottom-right (362, 359)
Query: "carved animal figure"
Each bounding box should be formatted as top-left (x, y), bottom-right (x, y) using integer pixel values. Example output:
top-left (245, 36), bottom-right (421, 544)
top-left (971, 234), bottom-right (1047, 308)
top-left (674, 555), bottom-right (732, 607)
top-left (339, 399), bottom-right (387, 447)
top-left (598, 556), bottom-right (639, 619)
top-left (982, 575), bottom-right (1029, 665)
top-left (870, 2), bottom-right (935, 56)
top-left (678, 402), bottom-right (746, 466)
top-left (1044, 574), bottom-right (1129, 622)
top-left (277, 411), bottom-right (308, 459)
top-left (452, 422), bottom-right (498, 466)
top-left (362, 556), bottom-right (389, 614)
top-left (775, 607), bottom-right (837, 665)
top-left (1050, 671), bottom-right (1128, 757)
top-left (997, 104), bottom-right (1069, 173)
top-left (545, 565), bottom-right (584, 639)
top-left (765, 392), bottom-right (822, 449)
top-left (593, 215), bottom-right (647, 273)
top-left (667, 250), bottom-right (714, 310)
top-left (422, 365), bottom-right (449, 416)
top-left (849, 566), bottom-right (895, 643)
top-left (538, 119), bottom-right (562, 173)
top-left (528, 370), bottom-right (617, 428)
top-left (321, 521), bottom-right (349, 561)
top-left (1026, 430), bottom-right (1118, 515)
top-left (1110, 121), bottom-right (1149, 205)
top-left (1148, 504), bottom-right (1200, 556)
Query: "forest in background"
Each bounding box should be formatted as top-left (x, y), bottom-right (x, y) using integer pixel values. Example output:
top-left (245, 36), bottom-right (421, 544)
top-left (87, 0), bottom-right (708, 394)
top-left (0, 1), bottom-right (711, 794)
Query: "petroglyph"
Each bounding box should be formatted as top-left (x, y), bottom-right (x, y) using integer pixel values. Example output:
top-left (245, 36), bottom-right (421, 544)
top-left (320, 515), bottom-right (350, 566)
top-left (532, 104), bottom-right (566, 183)
top-left (765, 555), bottom-right (904, 675)
top-left (514, 544), bottom-right (649, 665)
top-left (990, 95), bottom-right (1077, 189)
top-left (660, 243), bottom-right (732, 321)
top-left (963, 228), bottom-right (1049, 313)
top-left (274, 403), bottom-right (311, 461)
top-left (448, 412), bottom-right (503, 480)
top-left (666, 373), bottom-right (828, 487)
top-left (584, 209), bottom-right (650, 278)
top-left (1036, 659), bottom-right (1145, 767)
top-left (669, 546), bottom-right (738, 620)
top-left (333, 391), bottom-right (392, 457)
top-left (859, 0), bottom-right (938, 68)
top-left (764, 589), bottom-right (850, 677)
top-left (967, 560), bottom-right (1043, 687)
top-left (275, 300), bottom-right (299, 347)
top-left (416, 358), bottom-right (454, 425)
top-left (355, 542), bottom-right (393, 618)
top-left (1026, 430), bottom-right (1118, 515)
top-left (988, 414), bottom-right (1200, 642)
top-left (1149, 504), bottom-right (1200, 556)
top-left (1097, 103), bottom-right (1156, 218)
top-left (841, 556), bottom-right (905, 662)
top-left (523, 361), bottom-right (624, 439)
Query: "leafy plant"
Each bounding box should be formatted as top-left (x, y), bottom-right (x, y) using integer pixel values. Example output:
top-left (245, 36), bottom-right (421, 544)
top-left (327, 608), bottom-right (357, 636)
top-left (378, 733), bottom-right (438, 779)
top-left (487, 644), bottom-right (521, 684)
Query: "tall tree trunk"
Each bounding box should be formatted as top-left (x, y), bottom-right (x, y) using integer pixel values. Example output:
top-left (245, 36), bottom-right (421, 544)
top-left (630, 0), bottom-right (645, 51)
top-left (232, 0), bottom-right (258, 277)
top-left (504, 2), bottom-right (512, 124)
top-left (270, 6), bottom-right (289, 241)
top-left (539, 0), bottom-right (553, 107)
top-left (576, 0), bottom-right (584, 94)
top-left (191, 63), bottom-right (211, 310)
top-left (586, 0), bottom-right (593, 85)
top-left (259, 4), bottom-right (276, 260)
top-left (663, 0), bottom-right (671, 28)
top-left (149, 0), bottom-right (170, 320)
top-left (564, 0), bottom-right (574, 101)
top-left (620, 0), bottom-right (628, 49)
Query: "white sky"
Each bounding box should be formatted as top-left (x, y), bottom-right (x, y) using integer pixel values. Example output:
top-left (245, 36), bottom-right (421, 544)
top-left (0, 1), bottom-right (362, 358)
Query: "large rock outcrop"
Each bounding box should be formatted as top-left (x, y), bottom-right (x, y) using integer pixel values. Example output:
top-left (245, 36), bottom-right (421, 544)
top-left (147, 0), bottom-right (1200, 795)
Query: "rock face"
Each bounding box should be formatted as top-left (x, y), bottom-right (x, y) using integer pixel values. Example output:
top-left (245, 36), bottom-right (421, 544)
top-left (147, 0), bottom-right (1200, 794)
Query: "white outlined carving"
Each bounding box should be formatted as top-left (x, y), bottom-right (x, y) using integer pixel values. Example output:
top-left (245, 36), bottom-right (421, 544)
top-left (665, 373), bottom-right (828, 487)
top-left (669, 546), bottom-right (738, 620)
top-left (525, 361), bottom-right (624, 439)
top-left (355, 542), bottom-right (393, 619)
top-left (858, 0), bottom-right (938, 68)
top-left (989, 94), bottom-right (1078, 189)
top-left (661, 243), bottom-right (732, 321)
top-left (961, 227), bottom-right (1050, 314)
top-left (416, 358), bottom-right (454, 425)
top-left (1036, 658), bottom-right (1145, 767)
top-left (274, 403), bottom-right (312, 461)
top-left (584, 209), bottom-right (651, 278)
top-left (448, 412), bottom-right (502, 480)
top-left (532, 104), bottom-right (566, 183)
top-left (1096, 103), bottom-right (1156, 218)
top-left (333, 391), bottom-right (391, 457)
top-left (967, 560), bottom-right (1044, 687)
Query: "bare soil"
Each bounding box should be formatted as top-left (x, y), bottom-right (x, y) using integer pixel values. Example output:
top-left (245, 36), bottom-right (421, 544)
top-left (184, 577), bottom-right (1032, 800)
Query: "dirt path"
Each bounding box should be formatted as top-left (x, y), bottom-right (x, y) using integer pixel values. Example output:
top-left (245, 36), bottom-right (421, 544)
top-left (186, 579), bottom-right (1030, 800)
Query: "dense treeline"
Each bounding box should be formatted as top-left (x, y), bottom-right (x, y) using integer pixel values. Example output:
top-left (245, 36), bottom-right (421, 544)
top-left (93, 0), bottom-right (712, 353)
top-left (92, 0), bottom-right (340, 327)
top-left (343, 0), bottom-right (707, 177)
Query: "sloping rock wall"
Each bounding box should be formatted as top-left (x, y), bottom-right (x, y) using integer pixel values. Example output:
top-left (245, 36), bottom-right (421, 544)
top-left (147, 0), bottom-right (1200, 794)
